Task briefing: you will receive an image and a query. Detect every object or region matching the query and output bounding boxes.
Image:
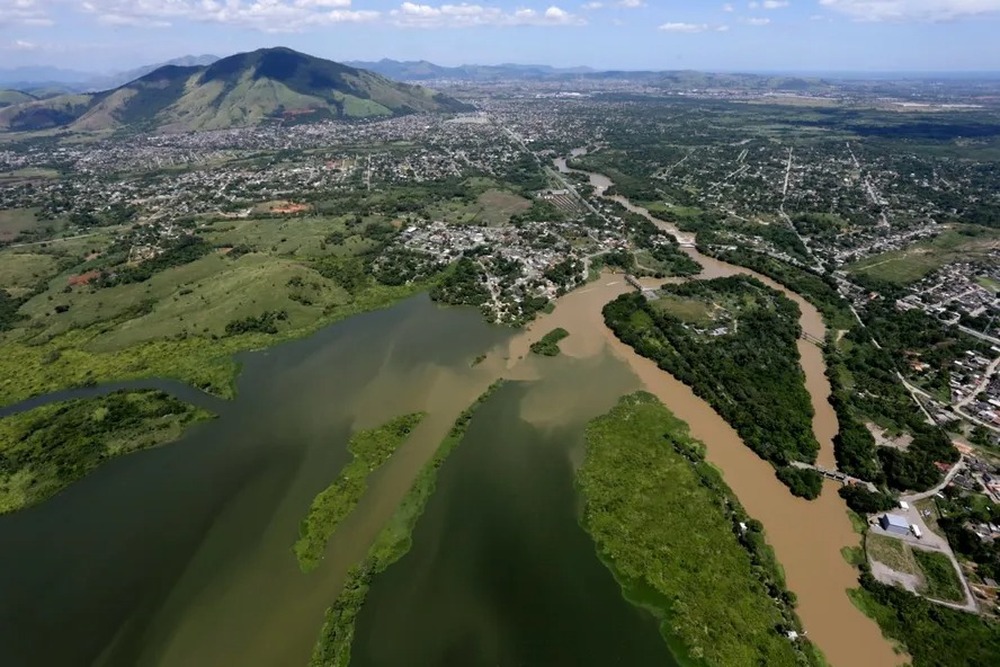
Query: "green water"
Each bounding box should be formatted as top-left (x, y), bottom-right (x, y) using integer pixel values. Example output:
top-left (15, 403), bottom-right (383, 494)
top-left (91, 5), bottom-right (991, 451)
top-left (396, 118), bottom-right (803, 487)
top-left (0, 295), bottom-right (674, 667)
top-left (351, 352), bottom-right (677, 667)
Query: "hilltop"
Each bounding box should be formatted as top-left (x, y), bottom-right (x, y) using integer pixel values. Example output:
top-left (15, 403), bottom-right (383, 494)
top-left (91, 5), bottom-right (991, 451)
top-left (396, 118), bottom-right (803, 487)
top-left (0, 47), bottom-right (472, 134)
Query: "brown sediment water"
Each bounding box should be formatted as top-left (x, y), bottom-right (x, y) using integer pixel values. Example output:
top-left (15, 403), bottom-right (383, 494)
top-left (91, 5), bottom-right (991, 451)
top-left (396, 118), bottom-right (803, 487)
top-left (553, 155), bottom-right (901, 666)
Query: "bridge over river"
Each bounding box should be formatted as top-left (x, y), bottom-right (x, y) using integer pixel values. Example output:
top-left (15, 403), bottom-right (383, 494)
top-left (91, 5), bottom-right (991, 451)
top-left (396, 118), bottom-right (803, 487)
top-left (790, 461), bottom-right (878, 492)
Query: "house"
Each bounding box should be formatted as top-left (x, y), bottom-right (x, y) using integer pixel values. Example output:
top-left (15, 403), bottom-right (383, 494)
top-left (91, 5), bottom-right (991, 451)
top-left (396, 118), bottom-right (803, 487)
top-left (879, 514), bottom-right (910, 536)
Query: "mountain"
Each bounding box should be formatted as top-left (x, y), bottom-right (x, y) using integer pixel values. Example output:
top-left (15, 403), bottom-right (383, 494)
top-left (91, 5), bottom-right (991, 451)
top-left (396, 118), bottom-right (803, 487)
top-left (86, 55), bottom-right (220, 91)
top-left (0, 48), bottom-right (473, 134)
top-left (346, 59), bottom-right (596, 81)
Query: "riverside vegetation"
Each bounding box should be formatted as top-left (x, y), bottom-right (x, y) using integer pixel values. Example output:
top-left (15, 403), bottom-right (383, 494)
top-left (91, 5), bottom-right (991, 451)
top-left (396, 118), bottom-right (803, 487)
top-left (308, 381), bottom-right (504, 667)
top-left (294, 412), bottom-right (426, 573)
top-left (579, 392), bottom-right (824, 666)
top-left (529, 327), bottom-right (569, 356)
top-left (602, 277), bottom-right (824, 498)
top-left (0, 390), bottom-right (211, 513)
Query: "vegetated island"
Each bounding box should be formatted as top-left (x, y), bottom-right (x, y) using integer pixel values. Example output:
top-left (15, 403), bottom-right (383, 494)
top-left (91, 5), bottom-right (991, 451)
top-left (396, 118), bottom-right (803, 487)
top-left (579, 392), bottom-right (824, 666)
top-left (294, 412), bottom-right (426, 573)
top-left (603, 276), bottom-right (824, 498)
top-left (529, 327), bottom-right (569, 356)
top-left (308, 380), bottom-right (504, 667)
top-left (0, 390), bottom-right (212, 513)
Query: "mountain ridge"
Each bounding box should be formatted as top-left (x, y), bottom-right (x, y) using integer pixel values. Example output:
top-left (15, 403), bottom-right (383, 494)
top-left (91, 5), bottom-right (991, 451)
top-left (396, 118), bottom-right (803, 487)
top-left (0, 48), bottom-right (472, 134)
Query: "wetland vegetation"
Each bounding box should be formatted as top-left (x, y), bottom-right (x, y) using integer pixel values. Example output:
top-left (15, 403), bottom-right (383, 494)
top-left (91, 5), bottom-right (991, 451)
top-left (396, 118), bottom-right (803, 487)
top-left (579, 392), bottom-right (824, 666)
top-left (308, 381), bottom-right (503, 667)
top-left (294, 412), bottom-right (426, 573)
top-left (529, 327), bottom-right (569, 356)
top-left (0, 390), bottom-right (211, 513)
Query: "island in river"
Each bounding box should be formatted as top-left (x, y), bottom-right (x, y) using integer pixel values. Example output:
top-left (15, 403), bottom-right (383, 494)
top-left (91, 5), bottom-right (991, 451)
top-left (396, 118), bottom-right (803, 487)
top-left (0, 166), bottom-right (901, 667)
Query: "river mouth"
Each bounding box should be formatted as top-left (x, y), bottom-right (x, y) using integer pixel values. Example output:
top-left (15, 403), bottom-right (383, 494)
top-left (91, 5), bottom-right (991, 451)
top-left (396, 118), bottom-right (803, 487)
top-left (0, 160), bottom-right (899, 667)
top-left (0, 294), bottom-right (511, 667)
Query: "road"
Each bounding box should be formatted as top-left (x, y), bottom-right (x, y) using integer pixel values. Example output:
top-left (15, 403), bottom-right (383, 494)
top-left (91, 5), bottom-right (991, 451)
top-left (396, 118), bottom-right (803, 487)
top-left (901, 455), bottom-right (965, 503)
top-left (959, 325), bottom-right (1000, 347)
top-left (957, 355), bottom-right (1000, 409)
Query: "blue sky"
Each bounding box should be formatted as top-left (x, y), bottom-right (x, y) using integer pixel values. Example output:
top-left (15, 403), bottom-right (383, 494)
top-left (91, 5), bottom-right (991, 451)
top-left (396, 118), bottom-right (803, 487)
top-left (2, 1), bottom-right (1000, 72)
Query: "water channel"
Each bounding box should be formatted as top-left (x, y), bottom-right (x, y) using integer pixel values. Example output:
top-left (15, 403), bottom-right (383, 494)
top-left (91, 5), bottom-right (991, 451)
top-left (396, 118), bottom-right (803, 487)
top-left (0, 155), bottom-right (899, 667)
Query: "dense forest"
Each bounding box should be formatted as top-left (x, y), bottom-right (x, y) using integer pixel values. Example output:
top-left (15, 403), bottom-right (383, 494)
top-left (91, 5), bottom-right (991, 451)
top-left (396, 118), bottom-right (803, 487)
top-left (429, 257), bottom-right (490, 308)
top-left (603, 277), bottom-right (823, 497)
top-left (853, 572), bottom-right (1000, 666)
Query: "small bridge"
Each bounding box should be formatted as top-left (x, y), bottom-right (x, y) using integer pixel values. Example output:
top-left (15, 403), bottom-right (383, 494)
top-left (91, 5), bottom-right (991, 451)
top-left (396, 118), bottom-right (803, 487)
top-left (790, 461), bottom-right (877, 492)
top-left (800, 331), bottom-right (824, 346)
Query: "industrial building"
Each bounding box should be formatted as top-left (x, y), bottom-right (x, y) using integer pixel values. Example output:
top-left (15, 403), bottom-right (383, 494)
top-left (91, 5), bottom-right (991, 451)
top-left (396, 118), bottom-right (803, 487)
top-left (879, 513), bottom-right (911, 536)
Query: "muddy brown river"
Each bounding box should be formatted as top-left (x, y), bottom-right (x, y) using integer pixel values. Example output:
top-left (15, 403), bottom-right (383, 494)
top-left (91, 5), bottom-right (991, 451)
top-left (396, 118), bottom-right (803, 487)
top-left (0, 158), bottom-right (899, 667)
top-left (553, 155), bottom-right (899, 666)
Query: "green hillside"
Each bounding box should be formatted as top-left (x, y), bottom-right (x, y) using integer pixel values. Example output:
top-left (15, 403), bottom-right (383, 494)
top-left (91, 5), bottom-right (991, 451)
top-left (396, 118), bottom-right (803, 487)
top-left (0, 90), bottom-right (36, 108)
top-left (0, 47), bottom-right (472, 133)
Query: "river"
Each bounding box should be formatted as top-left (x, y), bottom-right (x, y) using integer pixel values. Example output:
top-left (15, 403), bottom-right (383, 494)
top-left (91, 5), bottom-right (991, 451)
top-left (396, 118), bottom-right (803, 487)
top-left (550, 154), bottom-right (898, 665)
top-left (0, 158), bottom-right (898, 666)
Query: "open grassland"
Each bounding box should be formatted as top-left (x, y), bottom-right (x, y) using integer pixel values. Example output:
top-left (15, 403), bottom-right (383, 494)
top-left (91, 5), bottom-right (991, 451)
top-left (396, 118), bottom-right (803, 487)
top-left (866, 533), bottom-right (920, 576)
top-left (579, 392), bottom-right (823, 667)
top-left (201, 215), bottom-right (368, 259)
top-left (0, 390), bottom-right (211, 513)
top-left (295, 412), bottom-right (426, 573)
top-left (0, 208), bottom-right (42, 241)
top-left (912, 550), bottom-right (964, 603)
top-left (848, 225), bottom-right (1000, 285)
top-left (427, 187), bottom-right (531, 227)
top-left (0, 251), bottom-right (59, 295)
top-left (309, 381), bottom-right (504, 667)
top-left (652, 294), bottom-right (716, 326)
top-left (0, 280), bottom-right (426, 408)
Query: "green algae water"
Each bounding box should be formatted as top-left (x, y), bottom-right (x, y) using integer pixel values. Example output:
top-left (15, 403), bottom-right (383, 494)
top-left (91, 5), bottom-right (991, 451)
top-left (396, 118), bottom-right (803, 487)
top-left (350, 350), bottom-right (676, 667)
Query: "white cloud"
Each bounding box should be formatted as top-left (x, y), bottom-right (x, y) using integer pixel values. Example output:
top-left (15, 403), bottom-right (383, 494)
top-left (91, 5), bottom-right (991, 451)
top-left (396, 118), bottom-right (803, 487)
top-left (744, 16), bottom-right (771, 24)
top-left (722, 2), bottom-right (735, 10)
top-left (77, 0), bottom-right (377, 32)
top-left (581, 1), bottom-right (604, 9)
top-left (762, 0), bottom-right (789, 8)
top-left (658, 21), bottom-right (710, 32)
top-left (389, 3), bottom-right (585, 27)
top-left (6, 38), bottom-right (38, 50)
top-left (617, 0), bottom-right (645, 7)
top-left (0, 0), bottom-right (54, 26)
top-left (819, 0), bottom-right (1000, 21)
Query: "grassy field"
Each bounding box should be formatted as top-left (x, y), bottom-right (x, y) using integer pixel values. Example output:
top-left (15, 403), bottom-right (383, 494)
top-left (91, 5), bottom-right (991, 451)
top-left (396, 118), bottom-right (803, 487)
top-left (427, 188), bottom-right (531, 227)
top-left (294, 412), bottom-right (426, 573)
top-left (0, 251), bottom-right (59, 295)
top-left (977, 276), bottom-right (1000, 294)
top-left (913, 550), bottom-right (964, 602)
top-left (308, 381), bottom-right (504, 667)
top-left (0, 279), bottom-right (428, 409)
top-left (0, 390), bottom-right (211, 513)
top-left (578, 392), bottom-right (823, 667)
top-left (866, 533), bottom-right (920, 575)
top-left (0, 208), bottom-right (42, 241)
top-left (652, 294), bottom-right (716, 326)
top-left (848, 226), bottom-right (1000, 285)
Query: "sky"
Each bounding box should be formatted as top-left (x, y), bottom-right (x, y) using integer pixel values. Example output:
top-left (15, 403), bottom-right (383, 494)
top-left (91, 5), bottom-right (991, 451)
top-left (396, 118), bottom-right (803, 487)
top-left (2, 1), bottom-right (1000, 73)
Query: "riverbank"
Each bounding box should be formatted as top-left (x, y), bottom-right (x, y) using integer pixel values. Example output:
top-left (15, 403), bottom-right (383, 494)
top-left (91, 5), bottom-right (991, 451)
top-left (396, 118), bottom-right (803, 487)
top-left (0, 390), bottom-right (213, 513)
top-left (294, 412), bottom-right (427, 573)
top-left (0, 281), bottom-right (429, 410)
top-left (580, 391), bottom-right (824, 666)
top-left (308, 381), bottom-right (504, 667)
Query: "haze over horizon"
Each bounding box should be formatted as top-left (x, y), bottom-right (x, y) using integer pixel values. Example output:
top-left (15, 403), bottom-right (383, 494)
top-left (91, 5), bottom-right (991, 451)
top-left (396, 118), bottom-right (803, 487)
top-left (2, 1), bottom-right (1000, 74)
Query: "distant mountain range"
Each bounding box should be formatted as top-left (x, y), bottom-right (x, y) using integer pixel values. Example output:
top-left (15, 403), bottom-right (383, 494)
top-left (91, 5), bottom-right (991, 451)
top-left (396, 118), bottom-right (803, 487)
top-left (344, 59), bottom-right (596, 82)
top-left (0, 48), bottom-right (472, 133)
